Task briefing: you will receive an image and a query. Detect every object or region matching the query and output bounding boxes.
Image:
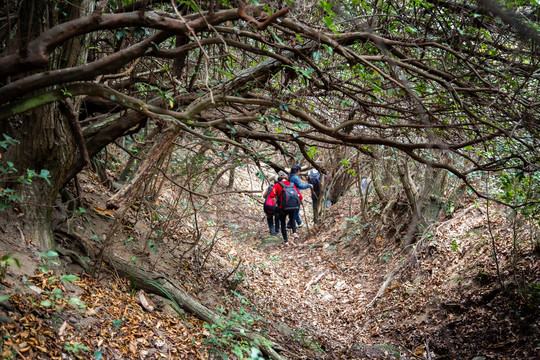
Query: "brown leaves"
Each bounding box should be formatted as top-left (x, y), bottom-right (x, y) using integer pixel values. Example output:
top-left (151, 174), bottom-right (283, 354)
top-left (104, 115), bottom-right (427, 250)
top-left (1, 275), bottom-right (207, 359)
top-left (93, 206), bottom-right (115, 217)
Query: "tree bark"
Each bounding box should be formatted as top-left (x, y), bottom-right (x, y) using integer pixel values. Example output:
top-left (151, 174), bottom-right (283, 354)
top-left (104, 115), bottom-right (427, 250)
top-left (2, 0), bottom-right (93, 251)
top-left (397, 158), bottom-right (420, 219)
top-left (420, 166), bottom-right (447, 225)
top-left (107, 125), bottom-right (182, 210)
top-left (4, 103), bottom-right (76, 250)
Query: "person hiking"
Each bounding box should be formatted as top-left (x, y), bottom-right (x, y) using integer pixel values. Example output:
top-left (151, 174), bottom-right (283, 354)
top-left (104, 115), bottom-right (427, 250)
top-left (269, 170), bottom-right (302, 245)
top-left (262, 175), bottom-right (280, 236)
top-left (307, 162), bottom-right (323, 213)
top-left (288, 165), bottom-right (312, 229)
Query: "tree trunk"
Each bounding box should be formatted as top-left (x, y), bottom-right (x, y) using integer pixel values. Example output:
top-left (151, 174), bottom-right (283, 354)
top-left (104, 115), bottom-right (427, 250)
top-left (400, 162), bottom-right (448, 248)
top-left (5, 103), bottom-right (76, 250)
top-left (227, 166), bottom-right (236, 188)
top-left (397, 159), bottom-right (420, 219)
top-left (370, 157), bottom-right (387, 202)
top-left (420, 166), bottom-right (447, 225)
top-left (107, 125), bottom-right (182, 210)
top-left (2, 0), bottom-right (93, 251)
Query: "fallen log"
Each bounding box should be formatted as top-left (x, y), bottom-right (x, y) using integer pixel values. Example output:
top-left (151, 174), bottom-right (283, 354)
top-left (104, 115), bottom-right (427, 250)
top-left (103, 252), bottom-right (288, 360)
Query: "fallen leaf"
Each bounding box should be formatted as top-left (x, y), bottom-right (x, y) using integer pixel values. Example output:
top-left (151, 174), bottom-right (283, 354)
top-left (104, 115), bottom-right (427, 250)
top-left (93, 207), bottom-right (115, 217)
top-left (58, 321), bottom-right (68, 336)
top-left (138, 290), bottom-right (154, 312)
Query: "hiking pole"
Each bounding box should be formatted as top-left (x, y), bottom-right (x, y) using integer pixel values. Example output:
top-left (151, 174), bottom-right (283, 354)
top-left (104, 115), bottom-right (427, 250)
top-left (301, 201), bottom-right (310, 236)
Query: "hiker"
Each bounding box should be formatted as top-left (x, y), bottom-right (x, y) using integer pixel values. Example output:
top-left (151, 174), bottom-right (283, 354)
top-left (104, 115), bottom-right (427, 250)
top-left (262, 175), bottom-right (280, 236)
top-left (288, 165), bottom-right (312, 229)
top-left (307, 162), bottom-right (323, 213)
top-left (269, 170), bottom-right (302, 245)
top-left (360, 178), bottom-right (372, 195)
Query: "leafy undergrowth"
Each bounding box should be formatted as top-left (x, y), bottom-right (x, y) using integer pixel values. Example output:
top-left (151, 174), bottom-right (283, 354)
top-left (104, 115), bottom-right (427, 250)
top-left (1, 170), bottom-right (539, 359)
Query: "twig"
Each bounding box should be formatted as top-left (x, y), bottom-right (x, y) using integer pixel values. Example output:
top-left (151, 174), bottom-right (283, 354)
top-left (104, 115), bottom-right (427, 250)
top-left (486, 183), bottom-right (505, 289)
top-left (304, 270), bottom-right (327, 293)
top-left (15, 224), bottom-right (25, 243)
top-left (425, 340), bottom-right (432, 360)
top-left (224, 259), bottom-right (243, 283)
top-left (365, 268), bottom-right (399, 309)
top-left (301, 201), bottom-right (310, 235)
top-left (237, 1), bottom-right (292, 30)
top-left (61, 98), bottom-right (91, 169)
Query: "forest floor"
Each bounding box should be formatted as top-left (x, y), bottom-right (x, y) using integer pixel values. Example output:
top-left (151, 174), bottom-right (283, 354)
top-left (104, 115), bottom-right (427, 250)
top-left (0, 169), bottom-right (539, 359)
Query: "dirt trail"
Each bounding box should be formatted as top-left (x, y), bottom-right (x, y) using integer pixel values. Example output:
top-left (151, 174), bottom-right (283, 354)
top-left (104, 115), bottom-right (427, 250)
top-left (2, 170), bottom-right (537, 359)
top-left (204, 198), bottom-right (389, 357)
top-left (207, 188), bottom-right (540, 359)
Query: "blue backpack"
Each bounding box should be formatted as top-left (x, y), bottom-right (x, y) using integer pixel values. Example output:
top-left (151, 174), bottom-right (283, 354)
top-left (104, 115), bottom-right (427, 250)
top-left (307, 169), bottom-right (321, 193)
top-left (278, 182), bottom-right (300, 210)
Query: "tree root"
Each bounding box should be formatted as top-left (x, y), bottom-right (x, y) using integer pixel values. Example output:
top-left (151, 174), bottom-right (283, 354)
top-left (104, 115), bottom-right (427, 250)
top-left (56, 246), bottom-right (91, 272)
top-left (365, 268), bottom-right (400, 310)
top-left (367, 205), bottom-right (479, 309)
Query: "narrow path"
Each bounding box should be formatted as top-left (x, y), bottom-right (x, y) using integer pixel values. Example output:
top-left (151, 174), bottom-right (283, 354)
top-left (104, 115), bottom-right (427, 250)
top-left (221, 212), bottom-right (379, 356)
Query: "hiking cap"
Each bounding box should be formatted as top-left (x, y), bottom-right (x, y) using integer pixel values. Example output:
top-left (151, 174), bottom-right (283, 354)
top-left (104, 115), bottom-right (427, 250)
top-left (278, 170), bottom-right (288, 179)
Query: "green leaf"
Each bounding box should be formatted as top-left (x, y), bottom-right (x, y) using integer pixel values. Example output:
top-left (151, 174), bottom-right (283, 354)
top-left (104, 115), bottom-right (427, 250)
top-left (94, 351), bottom-right (103, 360)
top-left (0, 294), bottom-right (11, 302)
top-left (37, 169), bottom-right (51, 185)
top-left (112, 319), bottom-right (123, 328)
top-left (41, 300), bottom-right (52, 307)
top-left (68, 297), bottom-right (86, 308)
top-left (323, 16), bottom-right (334, 28)
top-left (271, 31), bottom-right (285, 46)
top-left (45, 251), bottom-right (59, 258)
top-left (0, 203), bottom-right (11, 211)
top-left (60, 274), bottom-right (79, 283)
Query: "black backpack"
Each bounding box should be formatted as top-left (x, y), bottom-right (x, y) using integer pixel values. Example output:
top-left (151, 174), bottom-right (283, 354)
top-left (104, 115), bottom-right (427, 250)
top-left (278, 181), bottom-right (300, 210)
top-left (263, 185), bottom-right (278, 214)
top-left (307, 169), bottom-right (321, 193)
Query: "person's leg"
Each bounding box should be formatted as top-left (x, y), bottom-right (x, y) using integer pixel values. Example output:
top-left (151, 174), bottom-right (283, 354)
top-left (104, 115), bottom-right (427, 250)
top-left (311, 193), bottom-right (318, 212)
top-left (294, 208), bottom-right (302, 226)
top-left (286, 214), bottom-right (291, 229)
top-left (274, 214), bottom-right (280, 235)
top-left (289, 210), bottom-right (298, 237)
top-left (266, 214), bottom-right (275, 235)
top-left (279, 212), bottom-right (288, 242)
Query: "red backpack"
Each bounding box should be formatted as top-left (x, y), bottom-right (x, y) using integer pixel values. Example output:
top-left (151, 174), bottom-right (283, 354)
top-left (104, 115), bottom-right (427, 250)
top-left (263, 186), bottom-right (278, 214)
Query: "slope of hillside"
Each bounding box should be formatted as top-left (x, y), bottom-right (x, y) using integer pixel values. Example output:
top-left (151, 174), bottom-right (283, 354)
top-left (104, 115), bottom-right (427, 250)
top-left (0, 169), bottom-right (538, 359)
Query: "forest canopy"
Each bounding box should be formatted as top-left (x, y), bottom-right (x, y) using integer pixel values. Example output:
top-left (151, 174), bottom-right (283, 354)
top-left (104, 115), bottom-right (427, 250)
top-left (0, 1), bottom-right (539, 359)
top-left (0, 0), bottom-right (539, 250)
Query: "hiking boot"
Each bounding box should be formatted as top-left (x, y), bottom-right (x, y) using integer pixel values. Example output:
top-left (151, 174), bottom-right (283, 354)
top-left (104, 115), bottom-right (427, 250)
top-left (282, 241), bottom-right (290, 246)
top-left (292, 233), bottom-right (299, 238)
top-left (270, 231), bottom-right (277, 236)
top-left (297, 222), bottom-right (304, 228)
